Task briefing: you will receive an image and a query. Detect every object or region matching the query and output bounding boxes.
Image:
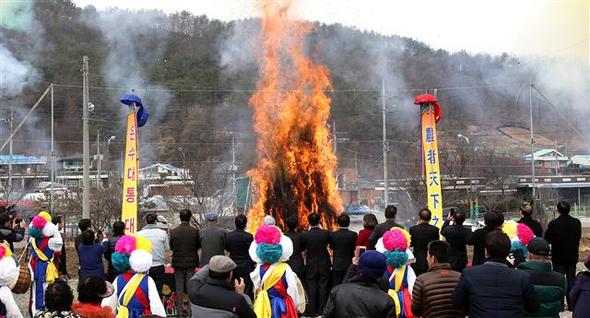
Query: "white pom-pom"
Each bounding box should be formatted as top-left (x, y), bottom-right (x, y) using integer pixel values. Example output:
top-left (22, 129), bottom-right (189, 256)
top-left (42, 222), bottom-right (57, 237)
top-left (249, 241), bottom-right (261, 264)
top-left (279, 235), bottom-right (293, 262)
top-left (129, 250), bottom-right (153, 273)
top-left (0, 257), bottom-right (18, 287)
top-left (375, 238), bottom-right (386, 253)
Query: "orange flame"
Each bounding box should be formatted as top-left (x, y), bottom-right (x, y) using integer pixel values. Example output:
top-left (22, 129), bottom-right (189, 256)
top-left (247, 0), bottom-right (343, 232)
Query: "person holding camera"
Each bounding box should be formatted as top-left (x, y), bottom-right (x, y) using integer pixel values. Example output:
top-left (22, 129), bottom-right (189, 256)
top-left (0, 212), bottom-right (25, 251)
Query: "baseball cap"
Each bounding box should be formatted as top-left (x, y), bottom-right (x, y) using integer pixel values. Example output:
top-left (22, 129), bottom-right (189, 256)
top-left (209, 255), bottom-right (237, 273)
top-left (358, 250), bottom-right (387, 279)
top-left (206, 212), bottom-right (218, 221)
top-left (527, 237), bottom-right (550, 256)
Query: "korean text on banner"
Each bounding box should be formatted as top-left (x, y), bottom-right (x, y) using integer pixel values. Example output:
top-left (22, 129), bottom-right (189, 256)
top-left (121, 107), bottom-right (138, 234)
top-left (421, 106), bottom-right (443, 228)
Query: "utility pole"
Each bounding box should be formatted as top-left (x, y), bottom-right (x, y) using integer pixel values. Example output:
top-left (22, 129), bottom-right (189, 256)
top-left (50, 84), bottom-right (55, 212)
top-left (529, 82), bottom-right (536, 202)
top-left (96, 130), bottom-right (102, 189)
top-left (231, 136), bottom-right (237, 211)
top-left (333, 120), bottom-right (337, 154)
top-left (8, 108), bottom-right (13, 192)
top-left (82, 56), bottom-right (90, 219)
top-left (382, 79), bottom-right (389, 207)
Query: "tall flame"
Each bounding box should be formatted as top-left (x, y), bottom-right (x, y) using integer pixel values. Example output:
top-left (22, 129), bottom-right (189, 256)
top-left (247, 0), bottom-right (343, 232)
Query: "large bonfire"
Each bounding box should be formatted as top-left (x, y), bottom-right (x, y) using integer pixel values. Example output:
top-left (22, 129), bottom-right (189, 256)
top-left (247, 0), bottom-right (343, 231)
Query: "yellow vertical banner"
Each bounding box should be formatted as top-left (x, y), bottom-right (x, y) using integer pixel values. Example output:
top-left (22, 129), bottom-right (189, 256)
top-left (421, 105), bottom-right (443, 228)
top-left (122, 106), bottom-right (138, 234)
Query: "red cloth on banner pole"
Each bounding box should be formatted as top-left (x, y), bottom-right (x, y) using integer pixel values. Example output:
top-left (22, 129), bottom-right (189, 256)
top-left (414, 94), bottom-right (442, 123)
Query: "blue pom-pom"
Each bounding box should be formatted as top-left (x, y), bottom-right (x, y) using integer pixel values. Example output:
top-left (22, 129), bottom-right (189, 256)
top-left (112, 252), bottom-right (130, 273)
top-left (511, 241), bottom-right (528, 258)
top-left (28, 227), bottom-right (44, 239)
top-left (384, 250), bottom-right (408, 268)
top-left (256, 243), bottom-right (283, 264)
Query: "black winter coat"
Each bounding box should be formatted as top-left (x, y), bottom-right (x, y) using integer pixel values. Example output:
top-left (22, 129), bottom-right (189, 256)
top-left (300, 227), bottom-right (331, 272)
top-left (545, 214), bottom-right (582, 266)
top-left (170, 222), bottom-right (201, 269)
top-left (284, 230), bottom-right (305, 274)
top-left (441, 223), bottom-right (471, 272)
top-left (323, 276), bottom-right (396, 318)
top-left (330, 229), bottom-right (358, 271)
top-left (409, 223), bottom-right (439, 276)
top-left (452, 259), bottom-right (540, 318)
top-left (225, 229), bottom-right (255, 275)
top-left (469, 227), bottom-right (499, 266)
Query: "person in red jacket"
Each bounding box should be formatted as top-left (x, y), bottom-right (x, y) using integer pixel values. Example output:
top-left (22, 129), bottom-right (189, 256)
top-left (72, 276), bottom-right (115, 318)
top-left (356, 213), bottom-right (377, 247)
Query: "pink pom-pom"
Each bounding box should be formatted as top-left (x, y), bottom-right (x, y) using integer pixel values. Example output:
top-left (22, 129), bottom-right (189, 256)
top-left (382, 229), bottom-right (408, 251)
top-left (0, 245), bottom-right (6, 259)
top-left (517, 223), bottom-right (535, 245)
top-left (255, 225), bottom-right (281, 245)
top-left (115, 235), bottom-right (136, 254)
top-left (31, 216), bottom-right (47, 229)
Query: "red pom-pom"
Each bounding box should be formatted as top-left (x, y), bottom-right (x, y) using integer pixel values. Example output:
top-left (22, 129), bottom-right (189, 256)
top-left (31, 215), bottom-right (47, 229)
top-left (517, 223), bottom-right (535, 245)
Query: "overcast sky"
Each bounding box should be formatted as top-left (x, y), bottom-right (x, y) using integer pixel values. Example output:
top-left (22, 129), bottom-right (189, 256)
top-left (72, 0), bottom-right (588, 60)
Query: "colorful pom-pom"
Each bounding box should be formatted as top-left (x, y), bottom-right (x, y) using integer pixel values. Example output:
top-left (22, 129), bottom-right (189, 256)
top-left (384, 250), bottom-right (409, 268)
top-left (1, 242), bottom-right (12, 258)
top-left (28, 226), bottom-right (44, 239)
top-left (31, 216), bottom-right (47, 229)
top-left (255, 225), bottom-right (281, 245)
top-left (256, 243), bottom-right (283, 264)
top-left (0, 245), bottom-right (6, 259)
top-left (38, 211), bottom-right (52, 223)
top-left (115, 235), bottom-right (136, 254)
top-left (511, 240), bottom-right (529, 258)
top-left (517, 223), bottom-right (535, 245)
top-left (502, 221), bottom-right (518, 239)
top-left (382, 229), bottom-right (408, 251)
top-left (112, 252), bottom-right (131, 273)
top-left (135, 236), bottom-right (152, 253)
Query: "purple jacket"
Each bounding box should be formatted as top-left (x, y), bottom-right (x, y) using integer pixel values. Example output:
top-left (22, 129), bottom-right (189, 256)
top-left (570, 271), bottom-right (590, 318)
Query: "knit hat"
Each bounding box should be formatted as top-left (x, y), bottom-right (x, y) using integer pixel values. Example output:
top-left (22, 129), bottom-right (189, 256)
top-left (376, 228), bottom-right (412, 268)
top-left (584, 255), bottom-right (590, 270)
top-left (0, 243), bottom-right (18, 287)
top-left (249, 225), bottom-right (293, 264)
top-left (111, 235), bottom-right (153, 273)
top-left (358, 250), bottom-right (387, 279)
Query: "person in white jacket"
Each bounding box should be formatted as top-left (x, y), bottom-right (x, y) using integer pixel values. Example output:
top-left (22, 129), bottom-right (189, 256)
top-left (0, 243), bottom-right (22, 318)
top-left (101, 234), bottom-right (165, 317)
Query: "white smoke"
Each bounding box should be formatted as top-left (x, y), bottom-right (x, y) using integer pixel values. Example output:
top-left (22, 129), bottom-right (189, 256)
top-left (0, 45), bottom-right (39, 97)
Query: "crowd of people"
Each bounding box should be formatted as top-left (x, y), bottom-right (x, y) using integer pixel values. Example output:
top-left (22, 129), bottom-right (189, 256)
top-left (0, 200), bottom-right (588, 318)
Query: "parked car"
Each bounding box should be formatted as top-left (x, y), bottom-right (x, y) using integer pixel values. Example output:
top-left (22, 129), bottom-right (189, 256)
top-left (345, 204), bottom-right (371, 215)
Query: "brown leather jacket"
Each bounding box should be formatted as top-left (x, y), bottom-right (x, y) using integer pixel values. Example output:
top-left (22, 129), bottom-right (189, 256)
top-left (411, 263), bottom-right (464, 318)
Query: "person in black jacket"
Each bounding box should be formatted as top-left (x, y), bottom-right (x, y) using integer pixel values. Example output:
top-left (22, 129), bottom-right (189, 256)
top-left (0, 213), bottom-right (25, 253)
top-left (188, 255), bottom-right (256, 318)
top-left (225, 214), bottom-right (255, 301)
top-left (104, 221), bottom-right (125, 281)
top-left (518, 203), bottom-right (543, 237)
top-left (170, 209), bottom-right (201, 316)
top-left (368, 205), bottom-right (404, 249)
top-left (545, 200), bottom-right (582, 309)
top-left (469, 211), bottom-right (502, 266)
top-left (300, 212), bottom-right (331, 316)
top-left (441, 210), bottom-right (471, 272)
top-left (409, 208), bottom-right (440, 276)
top-left (330, 213), bottom-right (358, 288)
top-left (323, 250), bottom-right (395, 318)
top-left (452, 231), bottom-right (539, 317)
top-left (284, 216), bottom-right (305, 282)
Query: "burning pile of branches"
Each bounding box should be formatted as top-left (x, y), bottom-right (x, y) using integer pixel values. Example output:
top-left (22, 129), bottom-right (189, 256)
top-left (247, 0), bottom-right (342, 231)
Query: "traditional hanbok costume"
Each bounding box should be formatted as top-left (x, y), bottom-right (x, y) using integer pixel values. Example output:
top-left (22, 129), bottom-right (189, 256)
top-left (376, 228), bottom-right (416, 318)
top-left (0, 243), bottom-right (22, 318)
top-left (101, 235), bottom-right (165, 318)
top-left (28, 212), bottom-right (62, 315)
top-left (249, 225), bottom-right (305, 318)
